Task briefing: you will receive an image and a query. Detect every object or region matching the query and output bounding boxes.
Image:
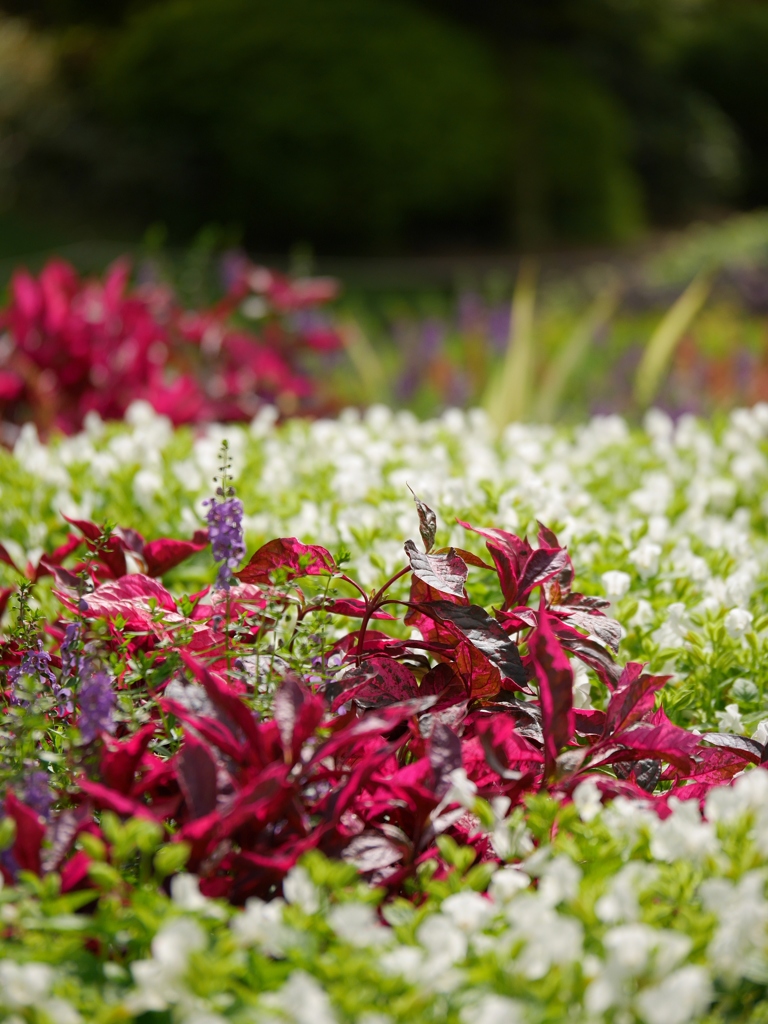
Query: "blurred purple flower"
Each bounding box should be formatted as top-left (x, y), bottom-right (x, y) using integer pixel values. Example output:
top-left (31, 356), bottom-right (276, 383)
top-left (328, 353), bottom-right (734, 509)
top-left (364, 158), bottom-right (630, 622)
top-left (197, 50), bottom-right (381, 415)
top-left (24, 771), bottom-right (53, 819)
top-left (78, 663), bottom-right (115, 743)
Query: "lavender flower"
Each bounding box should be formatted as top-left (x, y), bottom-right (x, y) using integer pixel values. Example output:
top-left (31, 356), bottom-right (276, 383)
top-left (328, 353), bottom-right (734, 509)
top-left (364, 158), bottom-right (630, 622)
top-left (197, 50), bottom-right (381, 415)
top-left (9, 639), bottom-right (72, 713)
top-left (24, 771), bottom-right (53, 819)
top-left (78, 663), bottom-right (116, 743)
top-left (205, 494), bottom-right (245, 590)
top-left (60, 622), bottom-right (85, 678)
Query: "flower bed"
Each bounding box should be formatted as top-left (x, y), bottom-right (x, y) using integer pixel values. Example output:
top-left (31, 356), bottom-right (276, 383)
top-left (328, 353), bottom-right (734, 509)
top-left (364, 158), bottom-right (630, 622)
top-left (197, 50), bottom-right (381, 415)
top-left (1, 403), bottom-right (768, 1022)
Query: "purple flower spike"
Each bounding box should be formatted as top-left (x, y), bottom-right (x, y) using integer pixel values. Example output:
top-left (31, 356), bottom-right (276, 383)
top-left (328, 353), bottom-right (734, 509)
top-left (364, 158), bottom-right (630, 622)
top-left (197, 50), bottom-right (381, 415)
top-left (205, 494), bottom-right (245, 590)
top-left (24, 771), bottom-right (53, 819)
top-left (78, 663), bottom-right (116, 744)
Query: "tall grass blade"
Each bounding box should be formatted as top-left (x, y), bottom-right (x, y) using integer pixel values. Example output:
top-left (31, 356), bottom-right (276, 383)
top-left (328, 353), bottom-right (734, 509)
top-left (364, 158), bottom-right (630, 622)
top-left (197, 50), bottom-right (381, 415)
top-left (533, 282), bottom-right (620, 423)
top-left (484, 258), bottom-right (537, 431)
top-left (633, 270), bottom-right (714, 409)
top-left (338, 316), bottom-right (389, 404)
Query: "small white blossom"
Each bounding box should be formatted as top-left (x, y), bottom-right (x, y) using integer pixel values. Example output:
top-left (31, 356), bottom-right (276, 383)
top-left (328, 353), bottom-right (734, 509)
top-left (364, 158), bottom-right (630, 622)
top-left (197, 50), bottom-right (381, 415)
top-left (461, 993), bottom-right (525, 1024)
top-left (441, 891), bottom-right (494, 934)
top-left (635, 965), bottom-right (712, 1024)
top-left (327, 902), bottom-right (389, 947)
top-left (650, 799), bottom-right (718, 863)
top-left (572, 778), bottom-right (602, 822)
top-left (283, 865), bottom-right (320, 914)
top-left (724, 607), bottom-right (753, 639)
top-left (602, 570), bottom-right (631, 603)
top-left (629, 540), bottom-right (662, 579)
top-left (715, 703), bottom-right (744, 734)
top-left (260, 971), bottom-right (337, 1024)
top-left (0, 961), bottom-right (54, 1009)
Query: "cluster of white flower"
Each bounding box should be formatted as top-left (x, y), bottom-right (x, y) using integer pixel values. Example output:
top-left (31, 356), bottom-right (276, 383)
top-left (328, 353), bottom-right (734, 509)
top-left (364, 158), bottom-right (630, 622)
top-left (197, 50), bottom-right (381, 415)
top-left (4, 768), bottom-right (768, 1023)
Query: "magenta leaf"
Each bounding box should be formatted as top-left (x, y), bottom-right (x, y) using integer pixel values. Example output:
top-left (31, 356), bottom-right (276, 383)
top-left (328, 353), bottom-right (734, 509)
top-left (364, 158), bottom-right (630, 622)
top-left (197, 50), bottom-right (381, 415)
top-left (422, 601), bottom-right (527, 688)
top-left (100, 724), bottom-right (157, 795)
top-left (404, 540), bottom-right (468, 598)
top-left (519, 547), bottom-right (572, 602)
top-left (143, 531), bottom-right (210, 577)
top-left (553, 622), bottom-right (623, 688)
top-left (4, 791), bottom-right (46, 875)
top-left (329, 657), bottom-right (420, 712)
top-left (177, 734), bottom-right (219, 819)
top-left (613, 720), bottom-right (699, 771)
top-left (478, 715), bottom-right (544, 778)
top-left (457, 519), bottom-right (530, 607)
top-left (408, 486), bottom-right (437, 553)
top-left (314, 598), bottom-right (394, 620)
top-left (71, 574), bottom-right (178, 629)
top-left (428, 722), bottom-right (463, 793)
top-left (603, 663), bottom-right (668, 736)
top-left (236, 537), bottom-right (336, 584)
top-left (343, 832), bottom-right (404, 873)
top-left (179, 652), bottom-right (264, 762)
top-left (556, 607), bottom-right (622, 653)
top-left (701, 733), bottom-right (764, 764)
top-left (529, 605), bottom-right (575, 775)
top-left (273, 674), bottom-right (325, 761)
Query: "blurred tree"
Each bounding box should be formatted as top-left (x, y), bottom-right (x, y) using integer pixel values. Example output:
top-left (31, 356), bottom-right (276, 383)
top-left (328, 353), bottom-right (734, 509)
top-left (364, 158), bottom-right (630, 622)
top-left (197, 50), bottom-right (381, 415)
top-left (684, 0), bottom-right (768, 209)
top-left (0, 0), bottom-right (754, 252)
top-left (414, 0), bottom-right (741, 232)
top-left (85, 0), bottom-right (507, 251)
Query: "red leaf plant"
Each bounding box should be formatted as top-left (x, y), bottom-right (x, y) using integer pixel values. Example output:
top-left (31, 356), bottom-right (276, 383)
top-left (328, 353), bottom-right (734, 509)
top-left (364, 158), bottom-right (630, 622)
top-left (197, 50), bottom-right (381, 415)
top-left (0, 499), bottom-right (763, 902)
top-left (0, 256), bottom-right (342, 437)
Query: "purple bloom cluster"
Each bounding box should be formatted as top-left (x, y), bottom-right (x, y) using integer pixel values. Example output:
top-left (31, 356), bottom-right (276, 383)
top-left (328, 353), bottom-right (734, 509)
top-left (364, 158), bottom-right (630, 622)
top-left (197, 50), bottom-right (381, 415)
top-left (24, 771), bottom-right (53, 819)
top-left (9, 639), bottom-right (72, 715)
top-left (78, 662), bottom-right (116, 744)
top-left (205, 494), bottom-right (245, 590)
top-left (61, 622), bottom-right (85, 678)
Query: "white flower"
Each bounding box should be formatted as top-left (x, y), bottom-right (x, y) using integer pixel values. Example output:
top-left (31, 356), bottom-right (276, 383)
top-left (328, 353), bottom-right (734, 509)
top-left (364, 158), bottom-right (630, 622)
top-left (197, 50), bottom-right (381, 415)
top-left (488, 866), bottom-right (530, 903)
top-left (461, 993), bottom-right (525, 1024)
top-left (504, 895), bottom-right (583, 979)
top-left (595, 863), bottom-right (658, 923)
top-left (39, 998), bottom-right (82, 1024)
top-left (441, 891), bottom-right (494, 934)
top-left (635, 965), bottom-right (712, 1024)
top-left (754, 720), bottom-right (768, 746)
top-left (128, 918), bottom-right (206, 1012)
top-left (416, 914), bottom-right (468, 968)
top-left (132, 468), bottom-right (164, 509)
top-left (650, 799), bottom-right (718, 863)
top-left (700, 870), bottom-right (768, 981)
top-left (261, 970), bottom-right (337, 1024)
top-left (537, 855), bottom-right (581, 906)
top-left (0, 961), bottom-right (54, 1009)
top-left (171, 873), bottom-right (210, 912)
top-left (441, 768), bottom-right (477, 810)
top-left (715, 703), bottom-right (744, 734)
top-left (283, 865), bottom-right (320, 914)
top-left (231, 897), bottom-right (291, 955)
top-left (326, 902), bottom-right (389, 947)
top-left (572, 778), bottom-right (602, 822)
top-left (629, 540), bottom-right (662, 579)
top-left (724, 607), bottom-right (753, 639)
top-left (602, 570), bottom-right (631, 603)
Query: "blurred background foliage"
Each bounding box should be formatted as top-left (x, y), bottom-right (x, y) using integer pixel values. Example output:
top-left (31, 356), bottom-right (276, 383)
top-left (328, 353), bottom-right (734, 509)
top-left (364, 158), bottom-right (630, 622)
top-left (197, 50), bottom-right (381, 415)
top-left (0, 0), bottom-right (766, 255)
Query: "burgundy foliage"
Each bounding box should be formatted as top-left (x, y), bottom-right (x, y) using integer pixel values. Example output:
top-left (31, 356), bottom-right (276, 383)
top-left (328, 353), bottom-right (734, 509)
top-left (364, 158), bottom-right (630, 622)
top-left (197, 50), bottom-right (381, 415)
top-left (0, 257), bottom-right (342, 436)
top-left (0, 505), bottom-right (763, 901)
